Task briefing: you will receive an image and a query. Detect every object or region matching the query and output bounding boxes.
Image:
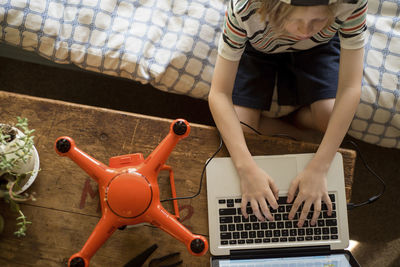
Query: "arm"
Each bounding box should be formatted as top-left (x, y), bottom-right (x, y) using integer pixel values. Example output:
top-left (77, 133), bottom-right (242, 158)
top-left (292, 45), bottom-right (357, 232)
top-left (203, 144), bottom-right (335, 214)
top-left (288, 47), bottom-right (364, 226)
top-left (314, 47), bottom-right (364, 177)
top-left (209, 55), bottom-right (279, 221)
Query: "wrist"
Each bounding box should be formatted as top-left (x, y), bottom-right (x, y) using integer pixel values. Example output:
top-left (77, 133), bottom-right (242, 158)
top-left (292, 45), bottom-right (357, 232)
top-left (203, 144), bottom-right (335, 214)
top-left (308, 156), bottom-right (331, 173)
top-left (235, 157), bottom-right (258, 177)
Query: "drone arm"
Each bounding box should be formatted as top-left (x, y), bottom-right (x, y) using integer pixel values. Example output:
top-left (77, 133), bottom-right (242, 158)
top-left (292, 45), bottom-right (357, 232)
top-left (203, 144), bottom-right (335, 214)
top-left (68, 216), bottom-right (119, 267)
top-left (149, 206), bottom-right (208, 256)
top-left (55, 136), bottom-right (114, 184)
top-left (140, 119), bottom-right (190, 182)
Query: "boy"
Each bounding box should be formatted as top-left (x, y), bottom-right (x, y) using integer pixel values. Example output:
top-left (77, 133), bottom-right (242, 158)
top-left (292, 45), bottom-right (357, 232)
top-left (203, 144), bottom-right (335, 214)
top-left (208, 0), bottom-right (366, 227)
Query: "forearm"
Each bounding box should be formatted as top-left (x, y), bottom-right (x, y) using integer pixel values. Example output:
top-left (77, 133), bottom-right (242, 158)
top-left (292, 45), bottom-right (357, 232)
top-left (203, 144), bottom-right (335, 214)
top-left (311, 47), bottom-right (364, 170)
top-left (209, 88), bottom-right (257, 171)
top-left (208, 55), bottom-right (257, 172)
top-left (312, 85), bottom-right (361, 169)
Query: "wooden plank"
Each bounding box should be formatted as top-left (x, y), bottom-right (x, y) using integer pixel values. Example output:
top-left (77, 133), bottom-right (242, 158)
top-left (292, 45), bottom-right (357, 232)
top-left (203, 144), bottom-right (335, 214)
top-left (0, 203), bottom-right (209, 266)
top-left (0, 91), bottom-right (356, 266)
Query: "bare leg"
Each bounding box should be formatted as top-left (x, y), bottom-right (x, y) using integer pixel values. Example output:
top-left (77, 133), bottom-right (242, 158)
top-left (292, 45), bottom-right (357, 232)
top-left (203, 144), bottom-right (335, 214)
top-left (259, 115), bottom-right (323, 143)
top-left (234, 105), bottom-right (321, 143)
top-left (292, 99), bottom-right (335, 132)
top-left (233, 105), bottom-right (261, 133)
top-left (234, 99), bottom-right (335, 143)
top-left (291, 106), bottom-right (314, 130)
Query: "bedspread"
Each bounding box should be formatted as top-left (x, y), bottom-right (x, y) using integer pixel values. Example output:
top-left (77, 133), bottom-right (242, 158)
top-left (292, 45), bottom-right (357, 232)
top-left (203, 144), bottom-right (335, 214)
top-left (0, 0), bottom-right (224, 99)
top-left (348, 0), bottom-right (400, 148)
top-left (0, 0), bottom-right (399, 148)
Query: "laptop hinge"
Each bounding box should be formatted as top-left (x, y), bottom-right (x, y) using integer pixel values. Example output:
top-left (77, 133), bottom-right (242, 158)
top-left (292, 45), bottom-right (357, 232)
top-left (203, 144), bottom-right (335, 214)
top-left (230, 245), bottom-right (331, 259)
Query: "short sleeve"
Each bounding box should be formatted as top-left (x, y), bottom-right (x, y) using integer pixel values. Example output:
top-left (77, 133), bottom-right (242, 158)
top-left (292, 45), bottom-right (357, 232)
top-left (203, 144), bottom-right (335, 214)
top-left (339, 0), bottom-right (368, 49)
top-left (218, 0), bottom-right (248, 61)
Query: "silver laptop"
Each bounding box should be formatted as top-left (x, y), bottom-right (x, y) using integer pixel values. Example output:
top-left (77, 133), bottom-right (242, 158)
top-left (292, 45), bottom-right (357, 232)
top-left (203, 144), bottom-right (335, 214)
top-left (206, 153), bottom-right (359, 266)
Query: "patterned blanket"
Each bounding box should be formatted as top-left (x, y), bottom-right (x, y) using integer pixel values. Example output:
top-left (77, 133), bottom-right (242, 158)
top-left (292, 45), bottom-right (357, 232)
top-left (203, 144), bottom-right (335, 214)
top-left (348, 0), bottom-right (400, 148)
top-left (0, 0), bottom-right (399, 148)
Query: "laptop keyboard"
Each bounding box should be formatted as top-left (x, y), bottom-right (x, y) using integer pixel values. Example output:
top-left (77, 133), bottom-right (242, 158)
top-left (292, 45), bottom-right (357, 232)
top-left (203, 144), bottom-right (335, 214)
top-left (218, 194), bottom-right (338, 246)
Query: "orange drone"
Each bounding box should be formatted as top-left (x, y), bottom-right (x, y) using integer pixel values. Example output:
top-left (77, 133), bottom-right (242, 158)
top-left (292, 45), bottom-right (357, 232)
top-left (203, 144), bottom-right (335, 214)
top-left (54, 119), bottom-right (208, 267)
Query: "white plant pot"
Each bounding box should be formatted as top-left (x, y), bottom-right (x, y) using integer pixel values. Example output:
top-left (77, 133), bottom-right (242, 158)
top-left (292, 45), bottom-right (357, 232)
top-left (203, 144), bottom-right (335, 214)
top-left (0, 124), bottom-right (40, 194)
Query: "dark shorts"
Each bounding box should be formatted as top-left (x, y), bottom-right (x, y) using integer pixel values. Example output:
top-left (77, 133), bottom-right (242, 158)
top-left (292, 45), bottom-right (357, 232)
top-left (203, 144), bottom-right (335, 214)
top-left (232, 35), bottom-right (340, 111)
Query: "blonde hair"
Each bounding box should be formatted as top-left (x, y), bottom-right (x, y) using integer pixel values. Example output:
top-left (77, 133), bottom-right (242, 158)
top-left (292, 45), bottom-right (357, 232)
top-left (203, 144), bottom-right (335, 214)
top-left (258, 0), bottom-right (338, 34)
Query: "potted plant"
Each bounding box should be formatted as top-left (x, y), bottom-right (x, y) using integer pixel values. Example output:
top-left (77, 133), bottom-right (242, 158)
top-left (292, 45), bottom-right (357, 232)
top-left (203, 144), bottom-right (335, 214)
top-left (0, 117), bottom-right (39, 237)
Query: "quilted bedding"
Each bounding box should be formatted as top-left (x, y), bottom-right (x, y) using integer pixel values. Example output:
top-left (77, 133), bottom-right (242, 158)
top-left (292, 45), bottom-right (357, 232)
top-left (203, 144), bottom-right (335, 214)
top-left (348, 0), bottom-right (400, 147)
top-left (0, 0), bottom-right (224, 99)
top-left (0, 0), bottom-right (399, 148)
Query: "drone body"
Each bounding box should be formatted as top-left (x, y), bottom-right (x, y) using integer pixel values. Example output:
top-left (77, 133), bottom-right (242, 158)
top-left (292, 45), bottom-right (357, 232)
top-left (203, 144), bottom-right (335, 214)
top-left (55, 119), bottom-right (208, 267)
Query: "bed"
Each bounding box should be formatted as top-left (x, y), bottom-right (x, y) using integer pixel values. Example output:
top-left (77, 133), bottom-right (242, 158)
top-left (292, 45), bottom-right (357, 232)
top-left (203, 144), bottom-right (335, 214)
top-left (0, 0), bottom-right (399, 148)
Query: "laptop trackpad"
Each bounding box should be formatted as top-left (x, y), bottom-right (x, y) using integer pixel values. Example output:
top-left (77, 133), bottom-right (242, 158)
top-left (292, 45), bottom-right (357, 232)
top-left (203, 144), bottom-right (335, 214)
top-left (253, 156), bottom-right (298, 191)
top-left (208, 155), bottom-right (305, 197)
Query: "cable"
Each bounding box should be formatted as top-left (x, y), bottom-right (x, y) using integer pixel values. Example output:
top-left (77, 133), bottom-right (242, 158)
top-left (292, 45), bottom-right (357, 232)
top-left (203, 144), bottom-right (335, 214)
top-left (160, 132), bottom-right (223, 202)
top-left (239, 121), bottom-right (262, 135)
top-left (344, 140), bottom-right (386, 210)
top-left (161, 121), bottom-right (279, 202)
top-left (239, 120), bottom-right (386, 210)
top-left (239, 121), bottom-right (298, 141)
top-left (161, 119), bottom-right (385, 211)
top-left (143, 224), bottom-right (209, 237)
top-left (162, 120), bottom-right (297, 203)
top-left (161, 121), bottom-right (262, 202)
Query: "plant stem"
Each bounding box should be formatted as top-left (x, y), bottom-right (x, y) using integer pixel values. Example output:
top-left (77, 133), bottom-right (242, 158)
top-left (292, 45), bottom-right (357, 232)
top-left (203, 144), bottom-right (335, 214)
top-left (14, 210), bottom-right (32, 237)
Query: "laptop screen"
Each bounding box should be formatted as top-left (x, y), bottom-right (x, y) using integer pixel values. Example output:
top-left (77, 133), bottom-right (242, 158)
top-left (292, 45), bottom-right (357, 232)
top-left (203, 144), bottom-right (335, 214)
top-left (213, 253), bottom-right (351, 267)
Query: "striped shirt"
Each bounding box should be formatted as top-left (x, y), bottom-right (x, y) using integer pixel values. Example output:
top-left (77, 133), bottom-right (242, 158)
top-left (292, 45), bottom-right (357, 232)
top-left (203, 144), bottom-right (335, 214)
top-left (219, 0), bottom-right (367, 61)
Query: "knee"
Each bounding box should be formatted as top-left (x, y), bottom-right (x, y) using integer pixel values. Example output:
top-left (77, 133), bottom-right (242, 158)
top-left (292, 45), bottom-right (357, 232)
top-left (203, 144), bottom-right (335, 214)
top-left (240, 121), bottom-right (259, 133)
top-left (234, 105), bottom-right (261, 133)
top-left (310, 99), bottom-right (334, 132)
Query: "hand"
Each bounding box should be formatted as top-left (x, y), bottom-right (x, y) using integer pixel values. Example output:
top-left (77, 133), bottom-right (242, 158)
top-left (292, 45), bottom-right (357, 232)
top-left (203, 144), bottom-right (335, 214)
top-left (239, 166), bottom-right (279, 221)
top-left (287, 164), bottom-right (332, 227)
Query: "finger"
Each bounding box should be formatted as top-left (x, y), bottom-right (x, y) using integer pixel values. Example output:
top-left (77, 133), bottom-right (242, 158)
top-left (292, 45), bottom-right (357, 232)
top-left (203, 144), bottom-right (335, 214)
top-left (257, 197), bottom-right (272, 221)
top-left (311, 199), bottom-right (321, 226)
top-left (298, 200), bottom-right (312, 227)
top-left (287, 179), bottom-right (299, 203)
top-left (264, 188), bottom-right (278, 210)
top-left (323, 193), bottom-right (333, 216)
top-left (251, 199), bottom-right (264, 221)
top-left (289, 195), bottom-right (303, 220)
top-left (269, 179), bottom-right (279, 200)
top-left (241, 196), bottom-right (249, 218)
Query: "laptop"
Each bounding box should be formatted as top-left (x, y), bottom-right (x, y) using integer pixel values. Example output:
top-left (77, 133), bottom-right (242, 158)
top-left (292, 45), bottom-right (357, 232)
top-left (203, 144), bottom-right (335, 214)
top-left (206, 152), bottom-right (359, 266)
